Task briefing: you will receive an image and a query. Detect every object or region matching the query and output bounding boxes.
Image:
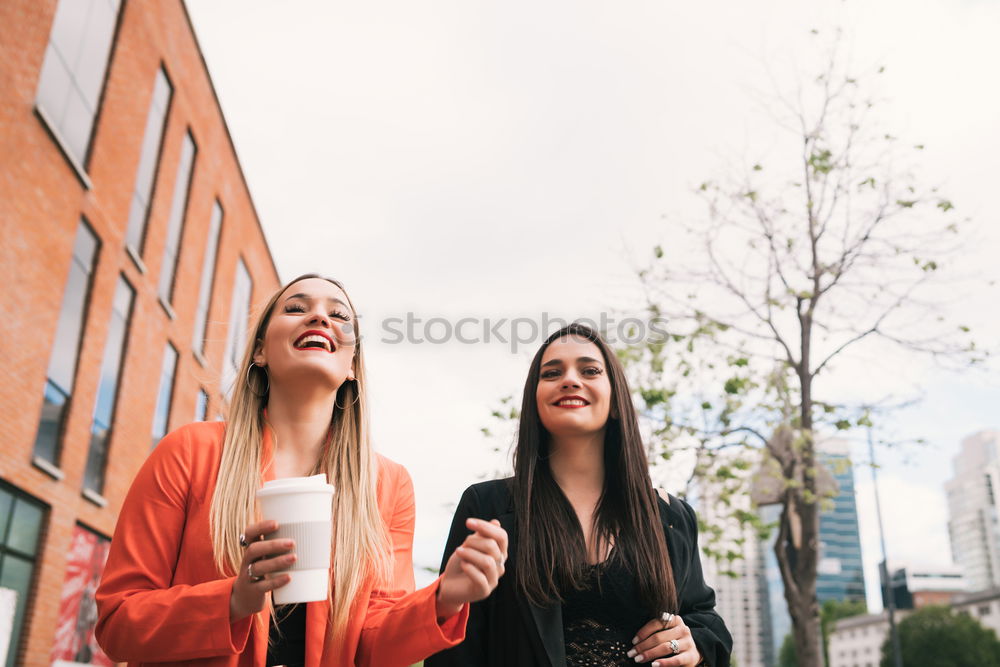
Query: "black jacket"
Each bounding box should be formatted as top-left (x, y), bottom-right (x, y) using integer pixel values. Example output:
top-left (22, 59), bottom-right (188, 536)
top-left (425, 478), bottom-right (733, 667)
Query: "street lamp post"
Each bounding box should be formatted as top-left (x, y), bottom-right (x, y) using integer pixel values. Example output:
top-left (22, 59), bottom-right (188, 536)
top-left (868, 426), bottom-right (903, 667)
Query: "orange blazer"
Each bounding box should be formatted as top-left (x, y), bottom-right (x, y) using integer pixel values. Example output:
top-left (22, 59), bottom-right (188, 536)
top-left (95, 421), bottom-right (468, 666)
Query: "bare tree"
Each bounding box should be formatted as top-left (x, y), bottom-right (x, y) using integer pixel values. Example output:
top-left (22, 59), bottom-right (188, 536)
top-left (626, 31), bottom-right (986, 667)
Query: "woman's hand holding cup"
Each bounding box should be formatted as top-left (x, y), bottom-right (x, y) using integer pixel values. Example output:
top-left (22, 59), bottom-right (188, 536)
top-left (436, 518), bottom-right (508, 620)
top-left (229, 519), bottom-right (296, 621)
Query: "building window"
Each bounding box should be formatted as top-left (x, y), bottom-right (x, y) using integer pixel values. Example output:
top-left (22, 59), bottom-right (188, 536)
top-left (34, 0), bottom-right (121, 170)
top-left (195, 389), bottom-right (209, 422)
top-left (192, 200), bottom-right (223, 356)
top-left (50, 524), bottom-right (111, 665)
top-left (157, 131), bottom-right (197, 308)
top-left (83, 276), bottom-right (134, 495)
top-left (33, 220), bottom-right (99, 467)
top-left (0, 483), bottom-right (47, 667)
top-left (124, 67), bottom-right (172, 259)
top-left (151, 343), bottom-right (178, 447)
top-left (222, 259), bottom-right (252, 396)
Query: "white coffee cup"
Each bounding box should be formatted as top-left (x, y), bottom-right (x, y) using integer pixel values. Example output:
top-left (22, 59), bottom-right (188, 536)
top-left (255, 473), bottom-right (335, 604)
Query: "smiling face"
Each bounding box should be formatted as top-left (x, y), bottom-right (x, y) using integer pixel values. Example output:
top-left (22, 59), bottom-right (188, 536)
top-left (252, 278), bottom-right (358, 391)
top-left (535, 334), bottom-right (613, 440)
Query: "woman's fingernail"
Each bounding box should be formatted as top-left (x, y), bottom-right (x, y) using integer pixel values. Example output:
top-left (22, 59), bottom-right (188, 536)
top-left (631, 636), bottom-right (639, 645)
top-left (626, 649), bottom-right (636, 658)
top-left (634, 654), bottom-right (643, 663)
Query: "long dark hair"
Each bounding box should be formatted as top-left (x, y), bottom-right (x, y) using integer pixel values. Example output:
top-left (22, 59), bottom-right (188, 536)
top-left (512, 323), bottom-right (678, 613)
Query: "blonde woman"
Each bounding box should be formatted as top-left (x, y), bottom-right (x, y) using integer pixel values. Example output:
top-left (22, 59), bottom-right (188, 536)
top-left (96, 275), bottom-right (507, 667)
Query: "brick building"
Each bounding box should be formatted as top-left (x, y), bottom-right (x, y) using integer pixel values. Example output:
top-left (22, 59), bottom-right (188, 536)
top-left (0, 1), bottom-right (280, 664)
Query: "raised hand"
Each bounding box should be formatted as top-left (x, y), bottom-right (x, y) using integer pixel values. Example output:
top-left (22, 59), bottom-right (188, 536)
top-left (435, 518), bottom-right (509, 620)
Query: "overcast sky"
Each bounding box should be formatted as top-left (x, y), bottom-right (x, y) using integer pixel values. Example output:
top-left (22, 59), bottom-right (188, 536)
top-left (185, 0), bottom-right (1000, 608)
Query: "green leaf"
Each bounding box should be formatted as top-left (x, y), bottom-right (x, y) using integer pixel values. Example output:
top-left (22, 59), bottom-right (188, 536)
top-left (834, 419), bottom-right (851, 431)
top-left (724, 377), bottom-right (746, 394)
top-left (808, 149), bottom-right (834, 175)
top-left (937, 199), bottom-right (954, 212)
top-left (654, 245), bottom-right (664, 258)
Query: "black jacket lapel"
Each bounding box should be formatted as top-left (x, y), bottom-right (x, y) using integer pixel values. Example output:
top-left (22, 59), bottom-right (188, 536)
top-left (527, 599), bottom-right (565, 667)
top-left (497, 506), bottom-right (565, 666)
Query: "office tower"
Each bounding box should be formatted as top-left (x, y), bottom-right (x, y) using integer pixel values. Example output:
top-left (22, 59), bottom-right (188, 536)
top-left (698, 454), bottom-right (775, 667)
top-left (945, 430), bottom-right (1000, 593)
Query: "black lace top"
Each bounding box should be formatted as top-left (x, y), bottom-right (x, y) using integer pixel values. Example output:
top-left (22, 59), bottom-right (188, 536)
top-left (267, 603), bottom-right (306, 667)
top-left (562, 554), bottom-right (654, 666)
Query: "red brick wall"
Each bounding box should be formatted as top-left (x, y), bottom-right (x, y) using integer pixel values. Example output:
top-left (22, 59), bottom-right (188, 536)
top-left (913, 590), bottom-right (961, 608)
top-left (0, 1), bottom-right (281, 664)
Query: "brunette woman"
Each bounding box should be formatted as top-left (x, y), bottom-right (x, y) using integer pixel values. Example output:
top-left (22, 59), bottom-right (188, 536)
top-left (96, 275), bottom-right (507, 667)
top-left (427, 323), bottom-right (730, 667)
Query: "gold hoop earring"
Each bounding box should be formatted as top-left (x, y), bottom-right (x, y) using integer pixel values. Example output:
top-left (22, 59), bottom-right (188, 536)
top-left (246, 364), bottom-right (268, 397)
top-left (335, 381), bottom-right (360, 410)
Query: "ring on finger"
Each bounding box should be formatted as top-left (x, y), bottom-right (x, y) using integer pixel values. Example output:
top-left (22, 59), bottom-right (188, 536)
top-left (239, 533), bottom-right (249, 549)
top-left (669, 639), bottom-right (680, 655)
top-left (248, 563), bottom-right (263, 583)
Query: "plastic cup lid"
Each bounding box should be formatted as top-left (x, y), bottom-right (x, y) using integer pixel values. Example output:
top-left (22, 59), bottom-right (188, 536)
top-left (256, 473), bottom-right (335, 497)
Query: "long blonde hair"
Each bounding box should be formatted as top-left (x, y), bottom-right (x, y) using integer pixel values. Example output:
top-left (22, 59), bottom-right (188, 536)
top-left (209, 274), bottom-right (392, 642)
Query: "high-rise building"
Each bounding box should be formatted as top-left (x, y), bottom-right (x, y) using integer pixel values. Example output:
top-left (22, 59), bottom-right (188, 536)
top-left (755, 437), bottom-right (868, 658)
top-left (697, 454), bottom-right (775, 667)
top-left (945, 430), bottom-right (1000, 593)
top-left (815, 438), bottom-right (867, 605)
top-left (0, 1), bottom-right (280, 664)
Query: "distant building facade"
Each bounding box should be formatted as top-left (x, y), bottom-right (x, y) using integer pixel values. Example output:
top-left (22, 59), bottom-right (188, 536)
top-left (953, 587), bottom-right (1000, 638)
top-left (830, 566), bottom-right (978, 667)
top-left (0, 1), bottom-right (280, 664)
top-left (697, 453), bottom-right (774, 667)
top-left (945, 430), bottom-right (1000, 593)
top-left (885, 564), bottom-right (966, 610)
top-left (829, 587), bottom-right (1000, 667)
top-left (827, 611), bottom-right (897, 667)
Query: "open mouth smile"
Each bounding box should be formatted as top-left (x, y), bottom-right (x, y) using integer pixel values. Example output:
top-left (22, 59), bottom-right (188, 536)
top-left (554, 396), bottom-right (590, 408)
top-left (293, 330), bottom-right (336, 353)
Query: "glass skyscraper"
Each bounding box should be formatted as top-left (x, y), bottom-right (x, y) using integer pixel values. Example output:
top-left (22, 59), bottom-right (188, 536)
top-left (815, 447), bottom-right (867, 603)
